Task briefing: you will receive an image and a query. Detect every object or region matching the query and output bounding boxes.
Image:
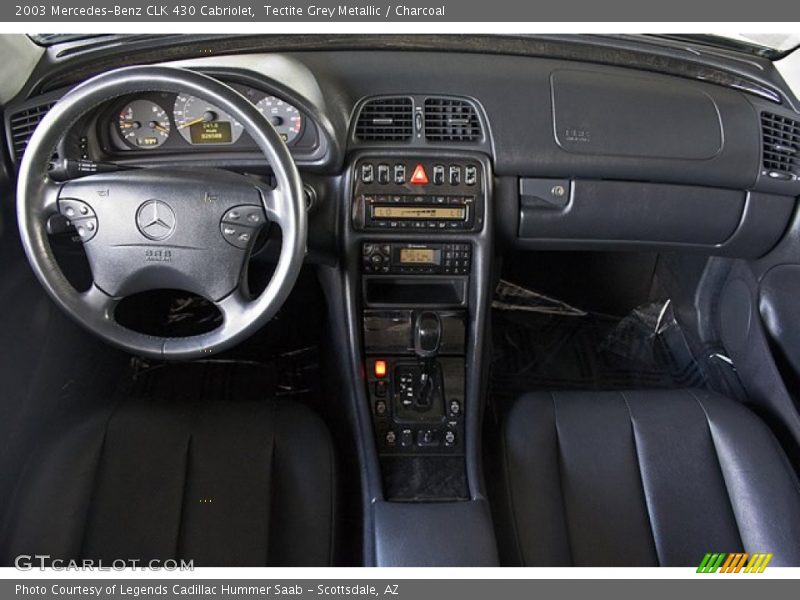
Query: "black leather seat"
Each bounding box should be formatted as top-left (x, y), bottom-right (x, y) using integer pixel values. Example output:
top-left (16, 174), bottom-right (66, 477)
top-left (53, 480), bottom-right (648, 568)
top-left (0, 379), bottom-right (337, 567)
top-left (494, 389), bottom-right (800, 566)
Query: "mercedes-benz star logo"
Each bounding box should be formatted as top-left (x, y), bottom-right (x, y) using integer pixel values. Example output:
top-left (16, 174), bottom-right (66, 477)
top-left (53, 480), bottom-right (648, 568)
top-left (136, 200), bottom-right (176, 241)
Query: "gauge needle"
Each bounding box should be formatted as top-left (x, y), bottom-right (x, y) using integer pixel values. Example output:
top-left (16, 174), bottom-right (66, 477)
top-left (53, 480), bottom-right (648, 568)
top-left (178, 111), bottom-right (216, 129)
top-left (153, 123), bottom-right (169, 133)
top-left (177, 116), bottom-right (207, 129)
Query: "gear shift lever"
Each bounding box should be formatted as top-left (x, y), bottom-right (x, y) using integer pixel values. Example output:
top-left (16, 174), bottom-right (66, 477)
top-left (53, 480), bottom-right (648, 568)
top-left (414, 312), bottom-right (442, 409)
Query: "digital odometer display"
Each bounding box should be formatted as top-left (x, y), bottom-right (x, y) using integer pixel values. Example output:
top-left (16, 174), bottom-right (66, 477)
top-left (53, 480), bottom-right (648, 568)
top-left (189, 121), bottom-right (233, 144)
top-left (371, 206), bottom-right (466, 220)
top-left (399, 248), bottom-right (437, 264)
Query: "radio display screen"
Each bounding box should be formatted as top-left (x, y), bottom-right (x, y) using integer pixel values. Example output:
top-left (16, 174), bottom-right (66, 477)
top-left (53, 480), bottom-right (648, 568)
top-left (399, 248), bottom-right (438, 264)
top-left (372, 206), bottom-right (466, 220)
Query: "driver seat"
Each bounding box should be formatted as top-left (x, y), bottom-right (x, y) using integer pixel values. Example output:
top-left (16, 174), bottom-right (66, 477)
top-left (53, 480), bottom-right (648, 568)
top-left (0, 365), bottom-right (337, 567)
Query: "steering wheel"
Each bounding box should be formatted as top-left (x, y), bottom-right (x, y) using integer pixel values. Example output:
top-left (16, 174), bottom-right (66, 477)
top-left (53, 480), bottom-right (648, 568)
top-left (16, 66), bottom-right (307, 360)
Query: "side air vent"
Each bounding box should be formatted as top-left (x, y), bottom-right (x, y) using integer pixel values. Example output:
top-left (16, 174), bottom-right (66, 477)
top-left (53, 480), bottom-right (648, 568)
top-left (355, 97), bottom-right (413, 141)
top-left (424, 97), bottom-right (481, 142)
top-left (9, 100), bottom-right (57, 162)
top-left (761, 112), bottom-right (799, 179)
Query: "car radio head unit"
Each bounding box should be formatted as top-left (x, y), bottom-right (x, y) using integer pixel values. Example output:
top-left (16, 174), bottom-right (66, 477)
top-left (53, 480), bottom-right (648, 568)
top-left (362, 242), bottom-right (471, 275)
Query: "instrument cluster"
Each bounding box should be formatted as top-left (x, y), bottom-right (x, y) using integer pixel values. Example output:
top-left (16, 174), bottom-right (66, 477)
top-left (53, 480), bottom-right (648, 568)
top-left (105, 81), bottom-right (315, 155)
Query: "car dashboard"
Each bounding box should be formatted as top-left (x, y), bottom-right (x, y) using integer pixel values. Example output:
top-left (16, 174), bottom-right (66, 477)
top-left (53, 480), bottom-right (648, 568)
top-left (3, 34), bottom-right (800, 566)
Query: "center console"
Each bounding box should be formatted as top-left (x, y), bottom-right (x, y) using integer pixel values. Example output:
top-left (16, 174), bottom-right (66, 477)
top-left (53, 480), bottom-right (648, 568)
top-left (344, 150), bottom-right (498, 565)
top-left (351, 154), bottom-right (487, 502)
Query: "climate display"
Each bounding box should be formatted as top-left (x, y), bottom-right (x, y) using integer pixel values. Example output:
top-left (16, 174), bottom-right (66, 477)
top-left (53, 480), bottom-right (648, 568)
top-left (371, 206), bottom-right (466, 220)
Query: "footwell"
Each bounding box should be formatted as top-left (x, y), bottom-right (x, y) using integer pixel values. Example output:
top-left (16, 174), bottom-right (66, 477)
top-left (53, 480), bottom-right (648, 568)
top-left (491, 281), bottom-right (707, 404)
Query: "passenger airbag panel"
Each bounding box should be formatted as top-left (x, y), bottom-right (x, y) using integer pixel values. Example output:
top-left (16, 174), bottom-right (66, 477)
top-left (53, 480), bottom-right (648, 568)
top-left (551, 70), bottom-right (723, 160)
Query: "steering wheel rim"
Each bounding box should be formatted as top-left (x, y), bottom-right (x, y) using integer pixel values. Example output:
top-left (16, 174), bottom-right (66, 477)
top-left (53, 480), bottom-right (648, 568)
top-left (17, 65), bottom-right (307, 360)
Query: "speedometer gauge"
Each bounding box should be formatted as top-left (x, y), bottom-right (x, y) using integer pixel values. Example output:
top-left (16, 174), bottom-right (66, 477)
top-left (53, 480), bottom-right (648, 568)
top-left (173, 94), bottom-right (244, 145)
top-left (255, 96), bottom-right (304, 145)
top-left (117, 100), bottom-right (170, 149)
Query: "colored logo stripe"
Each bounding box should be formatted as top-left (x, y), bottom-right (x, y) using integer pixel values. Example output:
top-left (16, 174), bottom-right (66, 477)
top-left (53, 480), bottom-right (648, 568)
top-left (697, 552), bottom-right (773, 573)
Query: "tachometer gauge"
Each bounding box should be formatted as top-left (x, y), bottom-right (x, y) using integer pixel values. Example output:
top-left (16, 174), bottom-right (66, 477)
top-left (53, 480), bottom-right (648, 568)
top-left (173, 94), bottom-right (244, 145)
top-left (255, 96), bottom-right (304, 145)
top-left (117, 100), bottom-right (170, 149)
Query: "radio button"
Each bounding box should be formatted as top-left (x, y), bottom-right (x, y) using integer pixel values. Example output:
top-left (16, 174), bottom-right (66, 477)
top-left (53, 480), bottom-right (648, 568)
top-left (432, 165), bottom-right (445, 185)
top-left (377, 164), bottom-right (390, 184)
top-left (465, 165), bottom-right (477, 186)
top-left (394, 164), bottom-right (406, 184)
top-left (361, 163), bottom-right (374, 183)
top-left (449, 165), bottom-right (461, 186)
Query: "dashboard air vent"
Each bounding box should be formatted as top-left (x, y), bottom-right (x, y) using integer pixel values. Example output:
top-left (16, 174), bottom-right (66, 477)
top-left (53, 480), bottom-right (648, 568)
top-left (761, 112), bottom-right (799, 179)
top-left (355, 97), bottom-right (413, 141)
top-left (9, 100), bottom-right (57, 162)
top-left (424, 97), bottom-right (481, 142)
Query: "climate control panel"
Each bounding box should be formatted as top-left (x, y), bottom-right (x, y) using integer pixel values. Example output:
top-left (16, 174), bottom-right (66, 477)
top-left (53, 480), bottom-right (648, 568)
top-left (352, 157), bottom-right (484, 232)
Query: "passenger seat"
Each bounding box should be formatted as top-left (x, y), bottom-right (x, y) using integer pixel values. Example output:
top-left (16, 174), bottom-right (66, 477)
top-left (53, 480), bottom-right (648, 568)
top-left (492, 389), bottom-right (800, 566)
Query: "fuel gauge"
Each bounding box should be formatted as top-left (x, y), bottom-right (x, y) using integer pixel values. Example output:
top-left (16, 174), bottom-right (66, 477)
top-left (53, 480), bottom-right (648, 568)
top-left (255, 95), bottom-right (304, 145)
top-left (117, 100), bottom-right (171, 149)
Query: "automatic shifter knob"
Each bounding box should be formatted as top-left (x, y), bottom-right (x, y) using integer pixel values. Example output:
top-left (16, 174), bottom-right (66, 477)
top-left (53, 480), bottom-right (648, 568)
top-left (414, 311), bottom-right (442, 357)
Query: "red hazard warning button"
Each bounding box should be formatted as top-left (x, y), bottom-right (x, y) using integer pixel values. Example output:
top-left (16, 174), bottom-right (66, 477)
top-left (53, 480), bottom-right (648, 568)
top-left (410, 164), bottom-right (429, 185)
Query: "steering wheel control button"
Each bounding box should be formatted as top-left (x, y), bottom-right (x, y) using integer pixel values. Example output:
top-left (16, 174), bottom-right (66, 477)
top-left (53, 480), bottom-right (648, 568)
top-left (58, 199), bottom-right (98, 242)
top-left (135, 199), bottom-right (176, 241)
top-left (220, 204), bottom-right (266, 249)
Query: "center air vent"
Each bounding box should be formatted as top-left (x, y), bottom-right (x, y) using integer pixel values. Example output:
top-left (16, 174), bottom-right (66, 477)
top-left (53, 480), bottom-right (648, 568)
top-left (9, 100), bottom-right (57, 162)
top-left (355, 97), bottom-right (413, 142)
top-left (761, 112), bottom-right (799, 179)
top-left (424, 97), bottom-right (481, 142)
